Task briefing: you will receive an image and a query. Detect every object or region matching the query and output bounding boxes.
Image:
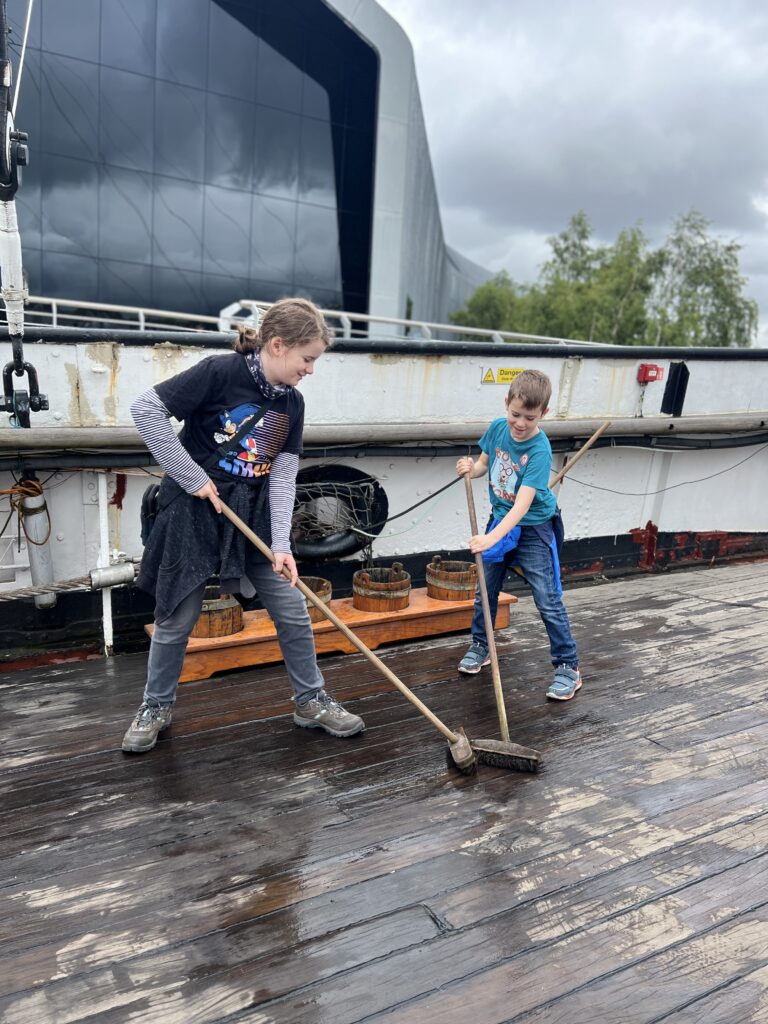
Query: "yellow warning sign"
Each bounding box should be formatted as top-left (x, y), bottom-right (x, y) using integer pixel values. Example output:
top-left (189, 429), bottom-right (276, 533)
top-left (481, 367), bottom-right (524, 384)
top-left (497, 367), bottom-right (524, 384)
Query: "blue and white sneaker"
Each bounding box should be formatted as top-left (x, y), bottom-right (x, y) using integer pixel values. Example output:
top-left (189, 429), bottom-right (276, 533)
top-left (546, 665), bottom-right (582, 701)
top-left (458, 642), bottom-right (491, 675)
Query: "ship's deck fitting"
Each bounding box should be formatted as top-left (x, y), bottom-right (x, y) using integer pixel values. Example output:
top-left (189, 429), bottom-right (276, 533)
top-left (2, 562), bottom-right (767, 1023)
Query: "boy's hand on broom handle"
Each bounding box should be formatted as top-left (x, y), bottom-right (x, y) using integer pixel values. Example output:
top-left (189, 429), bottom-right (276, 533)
top-left (456, 456), bottom-right (474, 477)
top-left (469, 532), bottom-right (495, 554)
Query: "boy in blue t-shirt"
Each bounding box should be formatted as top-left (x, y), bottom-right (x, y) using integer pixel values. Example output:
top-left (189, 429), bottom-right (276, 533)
top-left (456, 369), bottom-right (581, 700)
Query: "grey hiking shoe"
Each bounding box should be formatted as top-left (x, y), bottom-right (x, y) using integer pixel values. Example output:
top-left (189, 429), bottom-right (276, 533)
top-left (294, 690), bottom-right (364, 737)
top-left (122, 702), bottom-right (173, 753)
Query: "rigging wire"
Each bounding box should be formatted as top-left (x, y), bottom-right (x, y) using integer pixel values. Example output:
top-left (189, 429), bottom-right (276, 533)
top-left (298, 443), bottom-right (768, 543)
top-left (0, 573), bottom-right (91, 602)
top-left (2, 441), bottom-right (765, 548)
top-left (561, 443), bottom-right (768, 498)
top-left (10, 0), bottom-right (34, 119)
top-left (348, 479), bottom-right (464, 541)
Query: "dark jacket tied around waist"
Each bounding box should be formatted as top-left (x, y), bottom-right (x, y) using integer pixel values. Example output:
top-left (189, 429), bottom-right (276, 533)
top-left (136, 474), bottom-right (271, 622)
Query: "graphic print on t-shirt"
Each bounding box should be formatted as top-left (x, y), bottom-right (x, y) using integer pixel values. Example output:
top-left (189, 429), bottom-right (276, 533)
top-left (490, 446), bottom-right (519, 503)
top-left (213, 403), bottom-right (290, 478)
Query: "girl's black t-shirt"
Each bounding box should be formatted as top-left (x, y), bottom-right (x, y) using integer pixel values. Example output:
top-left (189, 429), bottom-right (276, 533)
top-left (154, 353), bottom-right (304, 483)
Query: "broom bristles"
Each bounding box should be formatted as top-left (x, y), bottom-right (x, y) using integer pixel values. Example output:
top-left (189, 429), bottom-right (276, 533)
top-left (471, 738), bottom-right (542, 773)
top-left (446, 727), bottom-right (478, 774)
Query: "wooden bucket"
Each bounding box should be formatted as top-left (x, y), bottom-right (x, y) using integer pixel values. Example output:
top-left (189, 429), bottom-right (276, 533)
top-left (190, 587), bottom-right (243, 639)
top-left (301, 576), bottom-right (332, 622)
top-left (425, 555), bottom-right (477, 602)
top-left (352, 562), bottom-right (411, 612)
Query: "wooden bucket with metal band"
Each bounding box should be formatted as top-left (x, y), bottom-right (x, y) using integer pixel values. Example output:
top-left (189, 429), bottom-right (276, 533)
top-left (190, 587), bottom-right (243, 639)
top-left (352, 562), bottom-right (411, 612)
top-left (425, 556), bottom-right (478, 602)
top-left (300, 576), bottom-right (332, 623)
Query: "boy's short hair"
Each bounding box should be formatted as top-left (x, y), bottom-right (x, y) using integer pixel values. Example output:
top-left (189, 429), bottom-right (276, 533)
top-left (508, 369), bottom-right (552, 411)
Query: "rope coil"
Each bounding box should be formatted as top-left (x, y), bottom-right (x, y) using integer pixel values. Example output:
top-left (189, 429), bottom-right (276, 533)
top-left (0, 477), bottom-right (51, 545)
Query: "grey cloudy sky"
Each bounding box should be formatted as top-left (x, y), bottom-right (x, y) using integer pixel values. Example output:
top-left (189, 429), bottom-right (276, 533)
top-left (377, 0), bottom-right (768, 344)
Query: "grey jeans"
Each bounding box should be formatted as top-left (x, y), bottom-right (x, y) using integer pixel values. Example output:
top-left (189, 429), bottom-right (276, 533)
top-left (144, 562), bottom-right (324, 707)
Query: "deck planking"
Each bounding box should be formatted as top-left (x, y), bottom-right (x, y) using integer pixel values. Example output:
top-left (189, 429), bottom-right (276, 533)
top-left (1, 561), bottom-right (767, 1023)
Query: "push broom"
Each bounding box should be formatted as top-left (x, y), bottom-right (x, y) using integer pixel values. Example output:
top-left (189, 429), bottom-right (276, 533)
top-left (218, 500), bottom-right (478, 774)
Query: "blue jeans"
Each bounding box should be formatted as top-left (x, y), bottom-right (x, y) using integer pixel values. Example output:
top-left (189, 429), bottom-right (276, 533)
top-left (144, 562), bottom-right (324, 706)
top-left (470, 524), bottom-right (578, 668)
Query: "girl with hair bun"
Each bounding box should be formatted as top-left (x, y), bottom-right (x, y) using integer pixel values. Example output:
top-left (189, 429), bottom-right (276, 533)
top-left (122, 297), bottom-right (364, 754)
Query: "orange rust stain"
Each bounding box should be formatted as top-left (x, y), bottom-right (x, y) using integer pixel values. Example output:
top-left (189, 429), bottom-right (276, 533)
top-left (630, 520), bottom-right (658, 571)
top-left (110, 473), bottom-right (127, 510)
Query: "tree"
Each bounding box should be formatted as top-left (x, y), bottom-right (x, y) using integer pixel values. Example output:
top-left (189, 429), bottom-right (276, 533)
top-left (542, 210), bottom-right (600, 284)
top-left (646, 211), bottom-right (758, 347)
top-left (584, 226), bottom-right (662, 345)
top-left (450, 270), bottom-right (537, 334)
top-left (450, 210), bottom-right (758, 347)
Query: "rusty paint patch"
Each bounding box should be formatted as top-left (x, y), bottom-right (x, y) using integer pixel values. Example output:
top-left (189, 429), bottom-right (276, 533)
top-left (369, 353), bottom-right (441, 366)
top-left (563, 560), bottom-right (605, 579)
top-left (84, 343), bottom-right (118, 423)
top-left (1, 646), bottom-right (101, 672)
top-left (64, 363), bottom-right (84, 424)
top-left (629, 527), bottom-right (768, 570)
top-left (108, 344), bottom-right (120, 423)
top-left (630, 520), bottom-right (659, 571)
top-left (110, 473), bottom-right (127, 510)
top-left (152, 343), bottom-right (201, 385)
top-left (692, 531), bottom-right (758, 560)
top-left (84, 343), bottom-right (114, 368)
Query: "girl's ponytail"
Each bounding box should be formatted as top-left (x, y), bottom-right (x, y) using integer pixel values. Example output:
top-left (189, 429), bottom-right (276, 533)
top-left (233, 321), bottom-right (261, 353)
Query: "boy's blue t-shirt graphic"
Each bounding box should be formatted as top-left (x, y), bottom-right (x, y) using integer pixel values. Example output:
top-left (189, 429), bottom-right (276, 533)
top-left (479, 418), bottom-right (557, 526)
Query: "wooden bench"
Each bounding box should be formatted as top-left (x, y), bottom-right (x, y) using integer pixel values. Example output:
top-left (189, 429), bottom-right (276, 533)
top-left (145, 587), bottom-right (517, 683)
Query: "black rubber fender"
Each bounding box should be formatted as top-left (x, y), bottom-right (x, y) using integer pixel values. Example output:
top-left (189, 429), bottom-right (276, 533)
top-left (293, 464), bottom-right (389, 561)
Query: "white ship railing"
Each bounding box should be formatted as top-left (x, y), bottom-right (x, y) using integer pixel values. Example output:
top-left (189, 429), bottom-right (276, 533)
top-left (0, 295), bottom-right (603, 346)
top-left (229, 300), bottom-right (603, 346)
top-left (17, 296), bottom-right (222, 333)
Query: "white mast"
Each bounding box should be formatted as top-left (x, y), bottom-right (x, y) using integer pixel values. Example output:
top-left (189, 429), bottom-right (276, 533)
top-left (0, 0), bottom-right (43, 429)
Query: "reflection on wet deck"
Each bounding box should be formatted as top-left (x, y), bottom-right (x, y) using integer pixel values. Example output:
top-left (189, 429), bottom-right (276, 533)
top-left (1, 562), bottom-right (767, 1023)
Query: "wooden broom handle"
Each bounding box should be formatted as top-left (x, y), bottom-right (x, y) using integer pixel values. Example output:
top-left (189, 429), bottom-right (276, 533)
top-left (457, 421), bottom-right (610, 740)
top-left (550, 420), bottom-right (611, 488)
top-left (218, 500), bottom-right (459, 745)
top-left (464, 473), bottom-right (511, 744)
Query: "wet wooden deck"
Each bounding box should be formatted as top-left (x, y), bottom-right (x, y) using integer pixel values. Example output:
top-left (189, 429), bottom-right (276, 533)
top-left (1, 561), bottom-right (767, 1023)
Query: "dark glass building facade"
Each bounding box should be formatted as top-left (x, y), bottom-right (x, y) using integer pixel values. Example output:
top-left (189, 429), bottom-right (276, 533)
top-left (7, 0), bottom-right (378, 315)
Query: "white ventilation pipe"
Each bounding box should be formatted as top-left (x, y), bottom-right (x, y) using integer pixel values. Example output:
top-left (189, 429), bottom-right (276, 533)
top-left (20, 488), bottom-right (55, 609)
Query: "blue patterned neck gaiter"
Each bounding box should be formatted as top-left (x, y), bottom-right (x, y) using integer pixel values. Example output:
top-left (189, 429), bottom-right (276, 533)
top-left (244, 349), bottom-right (290, 400)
